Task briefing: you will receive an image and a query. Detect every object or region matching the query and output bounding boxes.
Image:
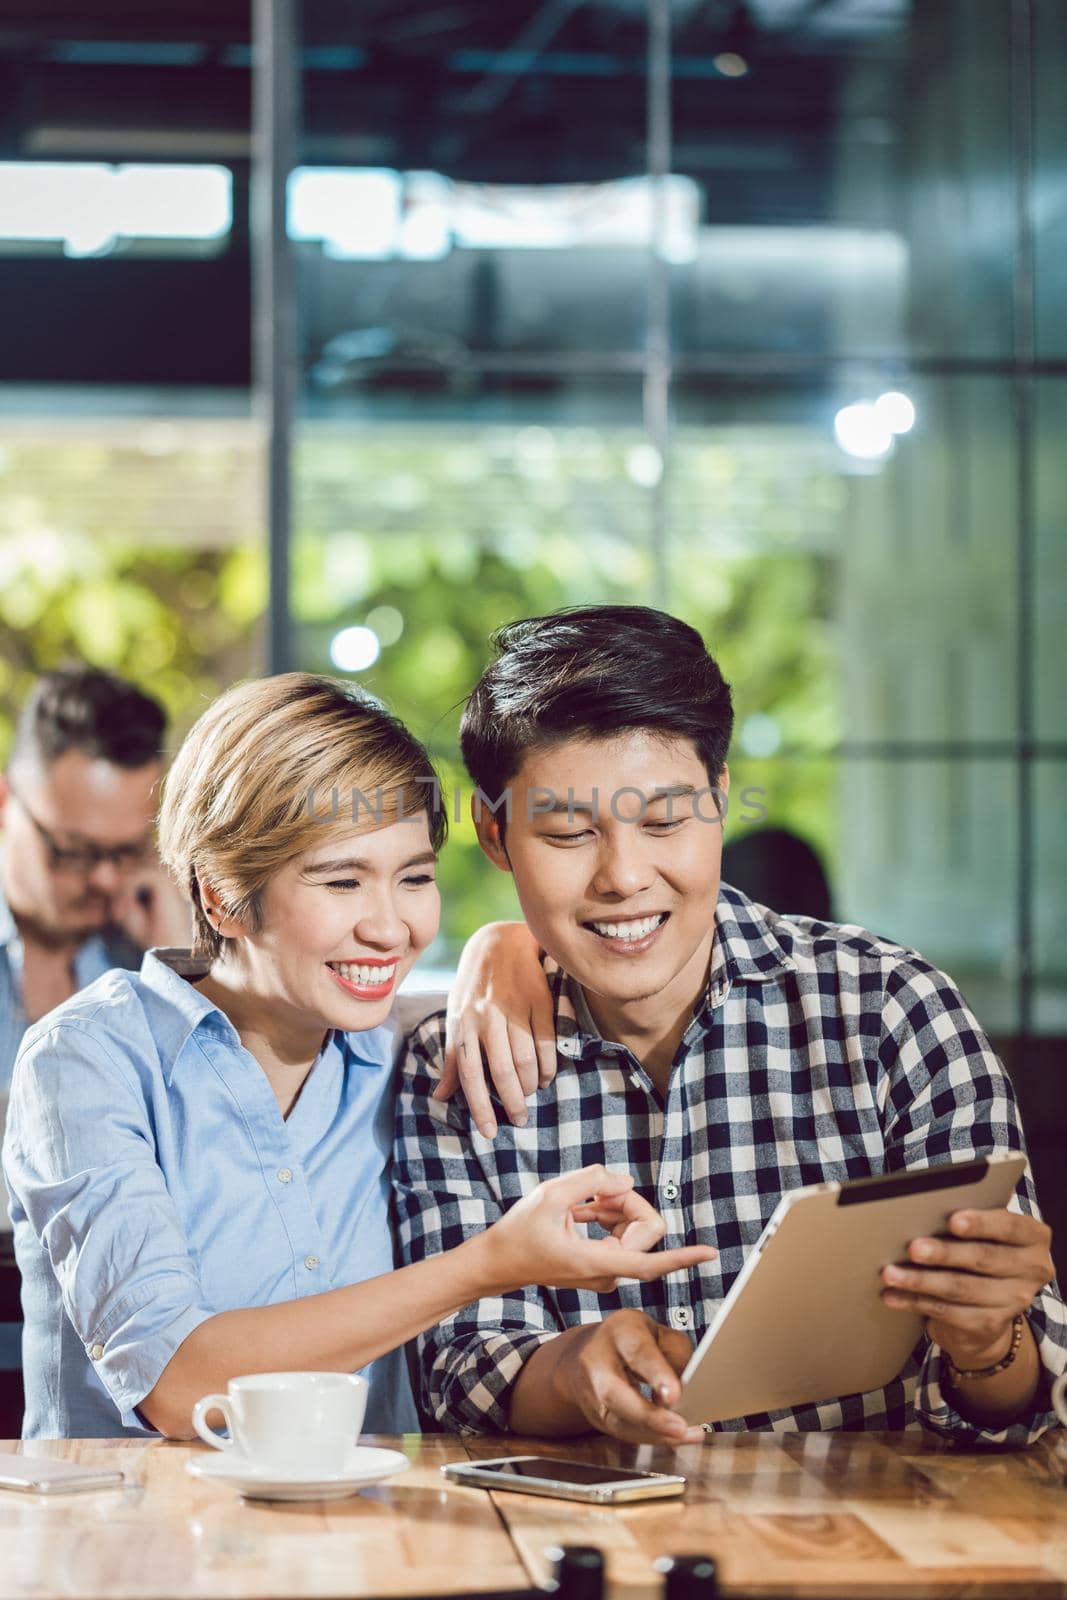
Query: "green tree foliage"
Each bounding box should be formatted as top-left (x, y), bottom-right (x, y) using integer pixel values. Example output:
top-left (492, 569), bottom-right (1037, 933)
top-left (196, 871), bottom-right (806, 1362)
top-left (0, 436), bottom-right (267, 756)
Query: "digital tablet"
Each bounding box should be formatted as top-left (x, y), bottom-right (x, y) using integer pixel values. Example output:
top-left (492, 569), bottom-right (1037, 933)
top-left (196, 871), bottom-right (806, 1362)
top-left (678, 1153), bottom-right (1027, 1425)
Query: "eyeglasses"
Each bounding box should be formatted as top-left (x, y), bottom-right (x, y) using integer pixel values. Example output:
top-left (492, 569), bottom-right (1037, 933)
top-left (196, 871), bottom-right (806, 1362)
top-left (11, 790), bottom-right (151, 875)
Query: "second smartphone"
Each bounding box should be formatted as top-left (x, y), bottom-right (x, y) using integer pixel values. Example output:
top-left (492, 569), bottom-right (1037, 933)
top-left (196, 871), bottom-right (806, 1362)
top-left (441, 1455), bottom-right (686, 1504)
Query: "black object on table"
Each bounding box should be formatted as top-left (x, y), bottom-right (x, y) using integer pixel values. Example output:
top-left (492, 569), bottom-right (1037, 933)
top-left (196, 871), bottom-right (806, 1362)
top-left (547, 1546), bottom-right (605, 1600)
top-left (0, 1233), bottom-right (24, 1438)
top-left (654, 1554), bottom-right (720, 1597)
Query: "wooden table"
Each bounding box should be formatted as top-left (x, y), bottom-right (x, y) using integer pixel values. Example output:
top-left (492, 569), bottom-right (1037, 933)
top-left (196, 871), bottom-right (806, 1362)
top-left (2, 1431), bottom-right (1067, 1599)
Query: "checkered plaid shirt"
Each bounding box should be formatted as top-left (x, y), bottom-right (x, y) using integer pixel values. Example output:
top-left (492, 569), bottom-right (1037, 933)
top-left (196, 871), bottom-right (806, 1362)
top-left (393, 884), bottom-right (1067, 1446)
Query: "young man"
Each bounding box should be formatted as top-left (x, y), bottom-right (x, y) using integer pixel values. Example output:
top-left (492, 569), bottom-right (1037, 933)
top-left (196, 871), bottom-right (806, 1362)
top-left (394, 604), bottom-right (1066, 1447)
top-left (0, 666), bottom-right (186, 1089)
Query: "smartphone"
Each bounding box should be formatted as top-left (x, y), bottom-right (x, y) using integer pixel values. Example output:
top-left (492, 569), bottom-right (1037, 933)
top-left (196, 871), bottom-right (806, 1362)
top-left (441, 1456), bottom-right (686, 1504)
top-left (0, 1456), bottom-right (125, 1495)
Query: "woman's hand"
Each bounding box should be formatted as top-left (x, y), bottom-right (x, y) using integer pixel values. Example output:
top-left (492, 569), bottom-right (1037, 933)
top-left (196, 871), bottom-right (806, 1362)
top-left (478, 1165), bottom-right (717, 1295)
top-left (438, 921), bottom-right (556, 1137)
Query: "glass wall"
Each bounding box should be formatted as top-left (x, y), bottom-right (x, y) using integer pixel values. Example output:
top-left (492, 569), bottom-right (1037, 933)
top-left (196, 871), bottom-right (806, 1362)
top-left (288, 0), bottom-right (1065, 1074)
top-left (0, 0), bottom-right (1062, 1053)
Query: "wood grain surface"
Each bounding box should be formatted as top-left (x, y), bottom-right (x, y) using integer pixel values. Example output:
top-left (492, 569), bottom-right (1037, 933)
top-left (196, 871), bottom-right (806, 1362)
top-left (1, 1432), bottom-right (1067, 1599)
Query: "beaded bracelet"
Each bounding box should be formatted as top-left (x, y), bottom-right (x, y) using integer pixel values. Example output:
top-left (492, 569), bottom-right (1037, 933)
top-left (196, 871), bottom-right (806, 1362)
top-left (945, 1314), bottom-right (1025, 1382)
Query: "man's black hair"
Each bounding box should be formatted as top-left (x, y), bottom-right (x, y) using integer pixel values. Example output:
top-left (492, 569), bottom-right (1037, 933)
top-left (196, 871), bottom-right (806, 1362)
top-left (460, 605), bottom-right (734, 804)
top-left (9, 666), bottom-right (167, 774)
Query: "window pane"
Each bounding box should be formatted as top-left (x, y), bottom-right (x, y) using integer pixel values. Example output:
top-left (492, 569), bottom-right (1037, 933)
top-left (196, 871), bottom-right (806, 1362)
top-left (0, 399), bottom-right (266, 750)
top-left (0, 163), bottom-right (232, 258)
top-left (1035, 378), bottom-right (1067, 743)
top-left (670, 374), bottom-right (1017, 750)
top-left (1034, 761), bottom-right (1067, 1036)
top-left (838, 758), bottom-right (1018, 1035)
top-left (1034, 0), bottom-right (1067, 357)
top-left (298, 1), bottom-right (654, 363)
top-left (837, 376), bottom-right (1016, 745)
top-left (721, 754), bottom-right (1017, 1036)
top-left (671, 0), bottom-right (1014, 359)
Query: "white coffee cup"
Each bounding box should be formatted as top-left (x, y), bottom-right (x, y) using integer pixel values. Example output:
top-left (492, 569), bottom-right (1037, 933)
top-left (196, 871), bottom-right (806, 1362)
top-left (192, 1372), bottom-right (368, 1475)
top-left (1051, 1370), bottom-right (1067, 1432)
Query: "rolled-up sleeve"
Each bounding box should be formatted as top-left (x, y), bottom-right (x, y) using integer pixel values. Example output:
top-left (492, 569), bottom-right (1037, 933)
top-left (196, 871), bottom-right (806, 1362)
top-left (392, 1017), bottom-right (561, 1433)
top-left (879, 959), bottom-right (1067, 1446)
top-left (2, 1021), bottom-right (213, 1425)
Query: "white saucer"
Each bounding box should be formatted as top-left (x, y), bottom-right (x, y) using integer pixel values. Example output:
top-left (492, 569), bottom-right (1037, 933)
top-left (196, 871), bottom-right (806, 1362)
top-left (186, 1446), bottom-right (411, 1501)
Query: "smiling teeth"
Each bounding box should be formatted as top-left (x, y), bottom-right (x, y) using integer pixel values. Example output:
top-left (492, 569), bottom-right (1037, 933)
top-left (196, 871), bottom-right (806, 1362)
top-left (590, 914), bottom-right (665, 941)
top-left (330, 962), bottom-right (397, 985)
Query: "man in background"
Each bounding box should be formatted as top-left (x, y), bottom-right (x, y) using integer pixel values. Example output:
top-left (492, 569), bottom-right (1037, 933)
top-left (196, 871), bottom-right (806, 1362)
top-left (0, 666), bottom-right (187, 1090)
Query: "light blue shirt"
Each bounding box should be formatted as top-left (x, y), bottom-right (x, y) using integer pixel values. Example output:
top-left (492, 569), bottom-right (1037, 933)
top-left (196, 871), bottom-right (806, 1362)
top-left (0, 886), bottom-right (140, 1090)
top-left (2, 949), bottom-right (418, 1439)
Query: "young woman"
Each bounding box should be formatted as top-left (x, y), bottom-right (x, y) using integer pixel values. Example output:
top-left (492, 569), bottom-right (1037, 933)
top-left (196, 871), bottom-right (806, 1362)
top-left (2, 675), bottom-right (712, 1440)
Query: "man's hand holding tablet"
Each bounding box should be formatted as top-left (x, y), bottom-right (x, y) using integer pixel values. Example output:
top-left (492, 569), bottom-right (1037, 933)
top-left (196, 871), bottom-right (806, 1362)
top-left (881, 1203), bottom-right (1053, 1423)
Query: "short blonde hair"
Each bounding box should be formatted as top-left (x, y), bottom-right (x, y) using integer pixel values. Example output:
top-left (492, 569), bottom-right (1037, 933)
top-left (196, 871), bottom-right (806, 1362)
top-left (158, 673), bottom-right (444, 959)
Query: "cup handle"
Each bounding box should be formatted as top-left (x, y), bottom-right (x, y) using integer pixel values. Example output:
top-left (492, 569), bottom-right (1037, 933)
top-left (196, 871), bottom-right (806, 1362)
top-left (192, 1393), bottom-right (235, 1450)
top-left (1051, 1371), bottom-right (1067, 1430)
top-left (342, 1374), bottom-right (369, 1468)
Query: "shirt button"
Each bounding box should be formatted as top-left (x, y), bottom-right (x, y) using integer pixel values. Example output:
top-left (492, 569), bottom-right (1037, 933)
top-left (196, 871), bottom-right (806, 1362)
top-left (663, 1180), bottom-right (680, 1202)
top-left (304, 1254), bottom-right (320, 1271)
top-left (90, 1343), bottom-right (105, 1361)
top-left (277, 1167), bottom-right (293, 1184)
top-left (672, 1307), bottom-right (691, 1329)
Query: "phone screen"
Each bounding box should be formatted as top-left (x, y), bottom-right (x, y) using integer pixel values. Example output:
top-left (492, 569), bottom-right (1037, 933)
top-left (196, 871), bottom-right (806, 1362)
top-left (476, 1458), bottom-right (662, 1486)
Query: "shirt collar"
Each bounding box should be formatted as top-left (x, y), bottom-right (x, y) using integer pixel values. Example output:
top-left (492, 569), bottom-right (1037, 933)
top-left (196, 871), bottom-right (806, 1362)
top-left (139, 947), bottom-right (243, 1080)
top-left (711, 880), bottom-right (795, 984)
top-left (553, 881), bottom-right (795, 1062)
top-left (141, 947), bottom-right (391, 1084)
